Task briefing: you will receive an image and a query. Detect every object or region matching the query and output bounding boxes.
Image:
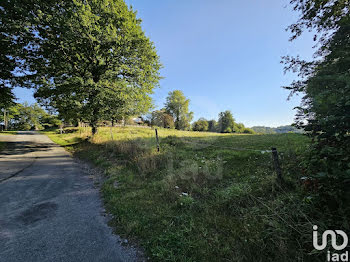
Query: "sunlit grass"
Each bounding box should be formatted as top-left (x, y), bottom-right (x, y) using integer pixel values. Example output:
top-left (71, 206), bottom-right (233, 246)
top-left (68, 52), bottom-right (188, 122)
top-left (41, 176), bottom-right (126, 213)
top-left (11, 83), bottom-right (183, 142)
top-left (47, 126), bottom-right (307, 152)
top-left (43, 126), bottom-right (318, 262)
top-left (0, 130), bottom-right (17, 135)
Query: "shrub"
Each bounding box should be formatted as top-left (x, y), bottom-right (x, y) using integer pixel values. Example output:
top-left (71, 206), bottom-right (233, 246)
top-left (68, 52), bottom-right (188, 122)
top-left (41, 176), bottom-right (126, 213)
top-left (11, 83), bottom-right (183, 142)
top-left (192, 118), bottom-right (209, 132)
top-left (243, 128), bottom-right (255, 134)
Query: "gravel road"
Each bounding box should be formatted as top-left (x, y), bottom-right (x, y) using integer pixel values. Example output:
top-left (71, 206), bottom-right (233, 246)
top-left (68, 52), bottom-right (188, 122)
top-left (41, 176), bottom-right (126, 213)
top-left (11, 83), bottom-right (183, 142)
top-left (0, 131), bottom-right (139, 262)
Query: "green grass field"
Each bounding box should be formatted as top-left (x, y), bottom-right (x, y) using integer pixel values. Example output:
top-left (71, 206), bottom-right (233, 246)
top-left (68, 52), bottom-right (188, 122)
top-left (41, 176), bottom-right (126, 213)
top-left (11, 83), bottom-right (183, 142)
top-left (44, 126), bottom-right (325, 261)
top-left (0, 131), bottom-right (17, 151)
top-left (0, 131), bottom-right (17, 135)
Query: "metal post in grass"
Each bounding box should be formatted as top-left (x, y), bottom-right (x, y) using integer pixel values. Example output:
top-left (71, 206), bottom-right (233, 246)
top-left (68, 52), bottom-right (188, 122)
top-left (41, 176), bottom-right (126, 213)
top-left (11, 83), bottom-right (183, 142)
top-left (271, 147), bottom-right (283, 183)
top-left (155, 128), bottom-right (160, 152)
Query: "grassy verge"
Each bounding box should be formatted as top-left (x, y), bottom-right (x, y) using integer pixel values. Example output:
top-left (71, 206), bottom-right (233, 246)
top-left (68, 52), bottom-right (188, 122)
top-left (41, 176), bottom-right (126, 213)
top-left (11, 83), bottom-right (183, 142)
top-left (0, 130), bottom-right (17, 135)
top-left (0, 130), bottom-right (17, 152)
top-left (43, 127), bottom-right (327, 261)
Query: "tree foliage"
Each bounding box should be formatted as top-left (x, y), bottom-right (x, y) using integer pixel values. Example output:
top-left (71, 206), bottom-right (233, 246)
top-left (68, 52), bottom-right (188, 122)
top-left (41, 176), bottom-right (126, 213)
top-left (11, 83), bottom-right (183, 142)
top-left (216, 111), bottom-right (254, 134)
top-left (287, 0), bottom-right (349, 41)
top-left (242, 127), bottom-right (255, 134)
top-left (285, 1), bottom-right (350, 181)
top-left (165, 90), bottom-right (193, 130)
top-left (0, 87), bottom-right (16, 110)
top-left (192, 118), bottom-right (209, 132)
top-left (217, 110), bottom-right (236, 133)
top-left (4, 103), bottom-right (61, 130)
top-left (150, 109), bottom-right (175, 129)
top-left (207, 119), bottom-right (218, 132)
top-left (1, 0), bottom-right (161, 135)
top-left (0, 0), bottom-right (22, 109)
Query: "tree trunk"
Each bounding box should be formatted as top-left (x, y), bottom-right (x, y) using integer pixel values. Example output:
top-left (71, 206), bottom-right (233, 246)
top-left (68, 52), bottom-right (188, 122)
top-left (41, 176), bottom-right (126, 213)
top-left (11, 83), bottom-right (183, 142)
top-left (4, 110), bottom-right (8, 131)
top-left (89, 74), bottom-right (101, 137)
top-left (91, 122), bottom-right (98, 136)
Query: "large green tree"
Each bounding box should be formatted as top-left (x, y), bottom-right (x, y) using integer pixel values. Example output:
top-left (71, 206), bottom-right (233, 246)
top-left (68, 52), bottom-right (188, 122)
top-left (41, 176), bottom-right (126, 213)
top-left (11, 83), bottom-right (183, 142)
top-left (192, 118), bottom-right (209, 132)
top-left (0, 0), bottom-right (51, 109)
top-left (2, 0), bottom-right (161, 135)
top-left (150, 109), bottom-right (175, 129)
top-left (0, 88), bottom-right (16, 111)
top-left (165, 90), bottom-right (193, 130)
top-left (103, 92), bottom-right (153, 126)
top-left (217, 110), bottom-right (236, 133)
top-left (0, 0), bottom-right (22, 110)
top-left (284, 0), bottom-right (350, 180)
top-left (207, 119), bottom-right (217, 132)
top-left (281, 2), bottom-right (350, 245)
top-left (287, 0), bottom-right (349, 42)
top-left (5, 103), bottom-right (59, 130)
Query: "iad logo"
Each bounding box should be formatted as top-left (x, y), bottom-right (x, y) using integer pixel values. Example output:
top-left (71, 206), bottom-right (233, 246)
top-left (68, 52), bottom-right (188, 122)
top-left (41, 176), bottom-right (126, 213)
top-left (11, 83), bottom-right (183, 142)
top-left (313, 225), bottom-right (349, 261)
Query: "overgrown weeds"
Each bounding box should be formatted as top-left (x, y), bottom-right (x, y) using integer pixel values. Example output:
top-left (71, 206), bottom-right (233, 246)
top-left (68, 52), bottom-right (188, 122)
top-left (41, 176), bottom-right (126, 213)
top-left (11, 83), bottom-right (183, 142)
top-left (43, 126), bottom-right (344, 262)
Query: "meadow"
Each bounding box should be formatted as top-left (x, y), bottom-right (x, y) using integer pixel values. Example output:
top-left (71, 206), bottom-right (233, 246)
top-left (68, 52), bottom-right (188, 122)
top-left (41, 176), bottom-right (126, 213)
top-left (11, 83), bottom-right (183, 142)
top-left (44, 126), bottom-right (325, 262)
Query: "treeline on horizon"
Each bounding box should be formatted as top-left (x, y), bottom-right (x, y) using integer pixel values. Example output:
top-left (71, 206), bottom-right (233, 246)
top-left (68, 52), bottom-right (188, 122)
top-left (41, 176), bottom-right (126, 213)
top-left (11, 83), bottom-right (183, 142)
top-left (1, 92), bottom-right (301, 135)
top-left (1, 88), bottom-right (261, 134)
top-left (250, 125), bottom-right (302, 134)
top-left (145, 90), bottom-right (300, 134)
top-left (0, 103), bottom-right (61, 131)
top-left (145, 90), bottom-right (256, 134)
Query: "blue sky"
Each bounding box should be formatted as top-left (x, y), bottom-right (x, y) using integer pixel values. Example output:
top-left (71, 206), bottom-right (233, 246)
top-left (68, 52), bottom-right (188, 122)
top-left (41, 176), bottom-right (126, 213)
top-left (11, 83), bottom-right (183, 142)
top-left (14, 0), bottom-right (315, 127)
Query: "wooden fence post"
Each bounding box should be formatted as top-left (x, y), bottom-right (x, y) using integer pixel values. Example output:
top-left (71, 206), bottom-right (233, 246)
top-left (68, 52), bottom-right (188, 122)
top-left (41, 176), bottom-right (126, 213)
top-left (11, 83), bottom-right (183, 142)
top-left (4, 110), bottom-right (8, 131)
top-left (271, 147), bottom-right (283, 183)
top-left (155, 128), bottom-right (160, 152)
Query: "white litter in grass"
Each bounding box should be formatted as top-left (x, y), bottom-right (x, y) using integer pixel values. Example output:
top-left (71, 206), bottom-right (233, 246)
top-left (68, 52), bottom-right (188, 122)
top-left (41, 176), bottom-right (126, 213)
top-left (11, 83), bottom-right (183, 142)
top-left (260, 150), bottom-right (272, 154)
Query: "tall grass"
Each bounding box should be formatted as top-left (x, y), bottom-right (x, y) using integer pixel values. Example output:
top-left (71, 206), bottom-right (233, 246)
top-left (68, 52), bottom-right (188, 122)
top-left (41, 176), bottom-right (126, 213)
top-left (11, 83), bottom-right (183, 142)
top-left (44, 126), bottom-right (329, 262)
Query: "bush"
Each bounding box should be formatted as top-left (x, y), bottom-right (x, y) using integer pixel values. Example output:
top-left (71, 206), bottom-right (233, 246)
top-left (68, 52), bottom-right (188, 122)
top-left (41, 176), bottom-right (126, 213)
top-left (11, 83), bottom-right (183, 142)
top-left (192, 118), bottom-right (209, 132)
top-left (243, 128), bottom-right (255, 134)
top-left (223, 127), bottom-right (232, 133)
